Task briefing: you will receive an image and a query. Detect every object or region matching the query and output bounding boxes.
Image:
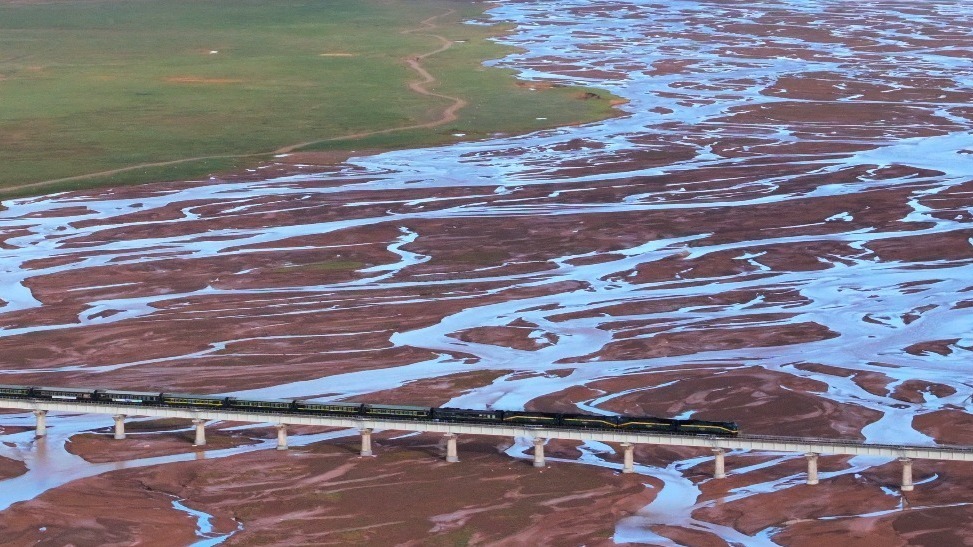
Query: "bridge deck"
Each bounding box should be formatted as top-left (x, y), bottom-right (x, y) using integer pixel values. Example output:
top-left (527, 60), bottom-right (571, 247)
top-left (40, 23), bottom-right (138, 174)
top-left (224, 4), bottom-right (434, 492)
top-left (2, 398), bottom-right (972, 461)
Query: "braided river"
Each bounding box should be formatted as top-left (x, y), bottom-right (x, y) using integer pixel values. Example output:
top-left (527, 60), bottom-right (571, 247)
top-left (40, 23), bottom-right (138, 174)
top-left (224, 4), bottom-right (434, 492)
top-left (1, 0), bottom-right (972, 543)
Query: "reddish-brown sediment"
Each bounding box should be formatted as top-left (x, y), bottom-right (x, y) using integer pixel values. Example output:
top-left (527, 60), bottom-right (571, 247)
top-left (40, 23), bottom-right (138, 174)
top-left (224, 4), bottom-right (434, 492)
top-left (0, 435), bottom-right (655, 545)
top-left (362, 370), bottom-right (512, 406)
top-left (0, 455), bottom-right (27, 481)
top-left (66, 422), bottom-right (258, 464)
top-left (771, 461), bottom-right (973, 546)
top-left (0, 476), bottom-right (201, 546)
top-left (912, 411), bottom-right (973, 446)
top-left (795, 363), bottom-right (894, 399)
top-left (1, 0), bottom-right (972, 544)
top-left (528, 367), bottom-right (879, 439)
top-left (0, 144), bottom-right (966, 540)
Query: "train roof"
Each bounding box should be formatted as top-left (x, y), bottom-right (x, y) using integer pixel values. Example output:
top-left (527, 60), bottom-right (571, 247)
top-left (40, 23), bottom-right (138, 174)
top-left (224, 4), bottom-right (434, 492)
top-left (225, 396), bottom-right (296, 404)
top-left (365, 403), bottom-right (431, 411)
top-left (436, 407), bottom-right (500, 412)
top-left (295, 400), bottom-right (362, 405)
top-left (97, 389), bottom-right (162, 396)
top-left (678, 418), bottom-right (737, 426)
top-left (32, 386), bottom-right (96, 393)
top-left (618, 415), bottom-right (677, 421)
top-left (160, 392), bottom-right (226, 400)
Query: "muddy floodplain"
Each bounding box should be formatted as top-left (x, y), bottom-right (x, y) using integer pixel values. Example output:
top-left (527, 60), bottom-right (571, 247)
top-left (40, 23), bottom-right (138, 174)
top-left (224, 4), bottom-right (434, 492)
top-left (1, 0), bottom-right (973, 544)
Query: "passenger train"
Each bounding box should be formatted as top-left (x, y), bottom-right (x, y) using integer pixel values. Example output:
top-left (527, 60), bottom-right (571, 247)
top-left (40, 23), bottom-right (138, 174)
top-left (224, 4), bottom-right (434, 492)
top-left (0, 384), bottom-right (740, 436)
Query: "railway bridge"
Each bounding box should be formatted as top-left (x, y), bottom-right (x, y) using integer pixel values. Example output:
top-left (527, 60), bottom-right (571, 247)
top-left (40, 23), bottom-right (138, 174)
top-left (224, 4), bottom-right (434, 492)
top-left (3, 397), bottom-right (973, 492)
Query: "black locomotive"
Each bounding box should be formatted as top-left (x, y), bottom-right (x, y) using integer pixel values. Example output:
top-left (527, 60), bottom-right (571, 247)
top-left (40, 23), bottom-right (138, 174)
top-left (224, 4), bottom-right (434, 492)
top-left (0, 384), bottom-right (739, 436)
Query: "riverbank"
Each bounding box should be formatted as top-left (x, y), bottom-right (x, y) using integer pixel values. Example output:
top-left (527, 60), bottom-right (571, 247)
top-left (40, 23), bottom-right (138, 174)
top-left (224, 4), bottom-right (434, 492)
top-left (0, 0), bottom-right (620, 199)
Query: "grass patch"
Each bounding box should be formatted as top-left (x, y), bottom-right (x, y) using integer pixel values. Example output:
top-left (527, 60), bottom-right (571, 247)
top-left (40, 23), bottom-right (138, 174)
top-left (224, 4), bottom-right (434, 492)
top-left (0, 0), bottom-right (620, 198)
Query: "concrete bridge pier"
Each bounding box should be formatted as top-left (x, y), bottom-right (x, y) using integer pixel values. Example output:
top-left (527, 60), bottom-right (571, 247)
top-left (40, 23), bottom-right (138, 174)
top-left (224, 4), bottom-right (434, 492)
top-left (900, 457), bottom-right (914, 491)
top-left (360, 428), bottom-right (373, 457)
top-left (113, 414), bottom-right (126, 440)
top-left (533, 438), bottom-right (546, 468)
top-left (805, 452), bottom-right (819, 485)
top-left (713, 448), bottom-right (726, 479)
top-left (33, 410), bottom-right (48, 438)
top-left (192, 419), bottom-right (206, 446)
top-left (445, 434), bottom-right (459, 463)
top-left (276, 424), bottom-right (288, 450)
top-left (621, 443), bottom-right (635, 473)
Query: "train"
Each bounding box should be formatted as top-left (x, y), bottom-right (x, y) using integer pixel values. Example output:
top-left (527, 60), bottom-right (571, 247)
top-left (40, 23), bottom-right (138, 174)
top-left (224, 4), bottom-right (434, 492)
top-left (0, 384), bottom-right (740, 436)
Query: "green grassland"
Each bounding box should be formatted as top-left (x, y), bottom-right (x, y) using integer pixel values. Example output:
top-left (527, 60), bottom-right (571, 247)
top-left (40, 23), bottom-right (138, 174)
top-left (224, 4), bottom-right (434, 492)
top-left (0, 0), bottom-right (620, 197)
